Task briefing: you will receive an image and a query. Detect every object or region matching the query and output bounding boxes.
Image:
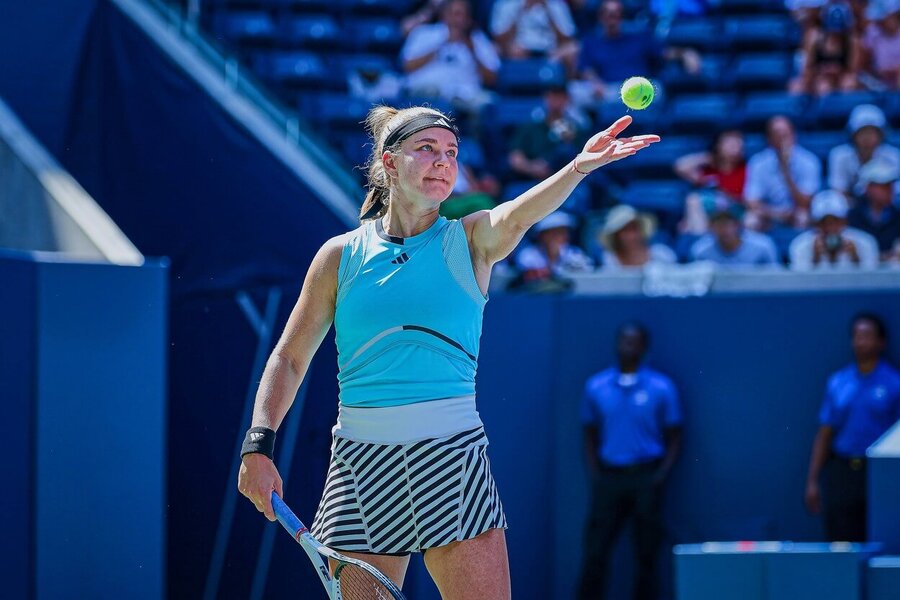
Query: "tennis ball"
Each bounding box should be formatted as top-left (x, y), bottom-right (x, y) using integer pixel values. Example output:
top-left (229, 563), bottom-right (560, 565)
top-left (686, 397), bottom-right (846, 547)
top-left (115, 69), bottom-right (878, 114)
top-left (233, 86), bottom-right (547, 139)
top-left (620, 76), bottom-right (654, 110)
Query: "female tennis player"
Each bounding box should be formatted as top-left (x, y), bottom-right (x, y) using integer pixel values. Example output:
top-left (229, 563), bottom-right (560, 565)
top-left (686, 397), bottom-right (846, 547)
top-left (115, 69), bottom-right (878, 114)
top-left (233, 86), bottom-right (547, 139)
top-left (238, 105), bottom-right (659, 599)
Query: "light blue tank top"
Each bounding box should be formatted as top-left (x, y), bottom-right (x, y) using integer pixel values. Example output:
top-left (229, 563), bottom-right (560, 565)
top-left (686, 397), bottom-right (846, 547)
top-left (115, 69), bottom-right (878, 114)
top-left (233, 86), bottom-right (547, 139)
top-left (334, 216), bottom-right (487, 407)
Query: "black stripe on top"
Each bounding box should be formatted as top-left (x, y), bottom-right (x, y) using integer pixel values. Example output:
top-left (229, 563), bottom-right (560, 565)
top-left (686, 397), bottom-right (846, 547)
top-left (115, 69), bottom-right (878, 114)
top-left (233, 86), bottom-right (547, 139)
top-left (375, 219), bottom-right (405, 245)
top-left (402, 325), bottom-right (477, 361)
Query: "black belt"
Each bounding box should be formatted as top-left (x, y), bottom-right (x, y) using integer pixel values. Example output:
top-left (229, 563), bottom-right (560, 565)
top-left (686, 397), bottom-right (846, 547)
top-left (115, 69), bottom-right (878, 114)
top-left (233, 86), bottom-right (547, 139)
top-left (600, 459), bottom-right (662, 474)
top-left (832, 455), bottom-right (866, 471)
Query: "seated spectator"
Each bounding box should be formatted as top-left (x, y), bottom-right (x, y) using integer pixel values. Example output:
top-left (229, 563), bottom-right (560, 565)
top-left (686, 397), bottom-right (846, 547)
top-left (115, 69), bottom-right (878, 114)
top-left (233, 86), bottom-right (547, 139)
top-left (401, 0), bottom-right (444, 36)
top-left (401, 0), bottom-right (500, 112)
top-left (598, 205), bottom-right (677, 269)
top-left (744, 115), bottom-right (822, 233)
top-left (515, 211), bottom-right (594, 280)
top-left (848, 158), bottom-right (900, 261)
top-left (571, 0), bottom-right (700, 107)
top-left (789, 189), bottom-right (880, 269)
top-left (828, 104), bottom-right (900, 198)
top-left (508, 84), bottom-right (590, 184)
top-left (858, 0), bottom-right (900, 89)
top-left (690, 204), bottom-right (780, 268)
top-left (675, 129), bottom-right (748, 234)
top-left (789, 1), bottom-right (860, 95)
top-left (490, 0), bottom-right (579, 74)
top-left (348, 65), bottom-right (403, 103)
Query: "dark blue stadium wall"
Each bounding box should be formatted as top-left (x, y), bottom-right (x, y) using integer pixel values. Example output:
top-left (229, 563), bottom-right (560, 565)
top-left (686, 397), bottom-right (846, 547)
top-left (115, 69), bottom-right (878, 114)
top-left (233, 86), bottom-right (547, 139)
top-left (474, 290), bottom-right (900, 600)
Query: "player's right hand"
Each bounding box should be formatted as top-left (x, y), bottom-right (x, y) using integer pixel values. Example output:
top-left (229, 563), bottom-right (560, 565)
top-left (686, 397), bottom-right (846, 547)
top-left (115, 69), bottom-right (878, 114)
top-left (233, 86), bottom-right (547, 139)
top-left (238, 454), bottom-right (284, 521)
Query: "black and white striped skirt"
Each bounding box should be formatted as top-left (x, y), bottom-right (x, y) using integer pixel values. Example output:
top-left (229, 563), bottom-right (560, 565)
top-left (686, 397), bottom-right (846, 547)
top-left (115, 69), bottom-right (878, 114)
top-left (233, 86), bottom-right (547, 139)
top-left (310, 426), bottom-right (507, 555)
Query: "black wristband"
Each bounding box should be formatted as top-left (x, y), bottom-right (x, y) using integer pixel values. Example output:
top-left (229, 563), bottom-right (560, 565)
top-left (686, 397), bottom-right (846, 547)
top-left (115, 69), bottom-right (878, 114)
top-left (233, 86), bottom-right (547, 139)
top-left (241, 427), bottom-right (276, 460)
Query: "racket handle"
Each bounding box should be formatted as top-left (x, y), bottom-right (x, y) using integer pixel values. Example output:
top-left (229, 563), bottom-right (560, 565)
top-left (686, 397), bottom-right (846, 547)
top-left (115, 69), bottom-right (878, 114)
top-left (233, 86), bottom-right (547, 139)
top-left (271, 492), bottom-right (308, 540)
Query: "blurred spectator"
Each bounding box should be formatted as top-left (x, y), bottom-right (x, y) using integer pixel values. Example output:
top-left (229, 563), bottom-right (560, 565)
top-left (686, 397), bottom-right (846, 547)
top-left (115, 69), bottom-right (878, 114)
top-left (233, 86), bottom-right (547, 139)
top-left (858, 0), bottom-right (900, 89)
top-left (490, 0), bottom-right (579, 74)
top-left (401, 0), bottom-right (444, 36)
top-left (508, 85), bottom-right (590, 183)
top-left (744, 115), bottom-right (821, 232)
top-left (401, 0), bottom-right (500, 112)
top-left (514, 211), bottom-right (594, 281)
top-left (690, 205), bottom-right (780, 268)
top-left (848, 158), bottom-right (900, 261)
top-left (789, 189), bottom-right (880, 269)
top-left (578, 322), bottom-right (682, 600)
top-left (571, 0), bottom-right (700, 107)
top-left (805, 313), bottom-right (900, 542)
top-left (789, 1), bottom-right (860, 95)
top-left (348, 66), bottom-right (403, 103)
top-left (675, 129), bottom-right (748, 235)
top-left (828, 104), bottom-right (900, 198)
top-left (597, 205), bottom-right (677, 269)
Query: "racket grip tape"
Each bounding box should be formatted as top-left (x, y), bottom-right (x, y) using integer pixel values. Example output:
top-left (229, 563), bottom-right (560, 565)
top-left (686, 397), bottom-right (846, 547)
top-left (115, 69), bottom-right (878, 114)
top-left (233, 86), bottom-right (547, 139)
top-left (271, 492), bottom-right (308, 541)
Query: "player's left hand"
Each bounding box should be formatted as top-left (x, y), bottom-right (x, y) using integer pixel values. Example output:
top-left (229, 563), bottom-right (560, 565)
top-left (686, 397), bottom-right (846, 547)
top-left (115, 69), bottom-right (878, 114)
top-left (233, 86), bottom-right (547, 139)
top-left (575, 116), bottom-right (660, 174)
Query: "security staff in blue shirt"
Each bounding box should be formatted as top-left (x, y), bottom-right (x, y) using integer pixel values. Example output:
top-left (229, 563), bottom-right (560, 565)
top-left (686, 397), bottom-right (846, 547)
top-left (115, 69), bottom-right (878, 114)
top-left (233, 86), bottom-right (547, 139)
top-left (805, 313), bottom-right (900, 542)
top-left (578, 322), bottom-right (683, 600)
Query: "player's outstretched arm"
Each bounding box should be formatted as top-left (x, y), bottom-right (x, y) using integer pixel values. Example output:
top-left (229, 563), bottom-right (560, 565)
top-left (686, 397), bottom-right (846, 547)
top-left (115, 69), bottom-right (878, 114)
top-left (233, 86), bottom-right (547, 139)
top-left (238, 235), bottom-right (343, 520)
top-left (463, 115), bottom-right (659, 267)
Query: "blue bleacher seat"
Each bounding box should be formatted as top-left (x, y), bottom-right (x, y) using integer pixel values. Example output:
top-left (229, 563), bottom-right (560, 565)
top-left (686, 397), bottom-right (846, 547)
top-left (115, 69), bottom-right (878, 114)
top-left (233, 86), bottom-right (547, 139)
top-left (798, 130), bottom-right (847, 163)
top-left (716, 0), bottom-right (784, 15)
top-left (330, 53), bottom-right (396, 82)
top-left (340, 132), bottom-right (372, 171)
top-left (256, 51), bottom-right (332, 89)
top-left (730, 53), bottom-right (793, 92)
top-left (664, 93), bottom-right (738, 133)
top-left (619, 180), bottom-right (690, 217)
top-left (807, 91), bottom-right (883, 129)
top-left (213, 11), bottom-right (278, 46)
top-left (615, 134), bottom-right (709, 179)
top-left (665, 18), bottom-right (723, 51)
top-left (743, 132), bottom-right (767, 157)
top-left (660, 54), bottom-right (729, 94)
top-left (496, 59), bottom-right (566, 95)
top-left (308, 93), bottom-right (373, 131)
top-left (486, 97), bottom-right (545, 134)
top-left (345, 18), bottom-right (403, 53)
top-left (723, 15), bottom-right (799, 51)
top-left (262, 0), bottom-right (338, 13)
top-left (339, 0), bottom-right (418, 17)
top-left (459, 139), bottom-right (487, 171)
top-left (279, 14), bottom-right (341, 49)
top-left (737, 91), bottom-right (809, 131)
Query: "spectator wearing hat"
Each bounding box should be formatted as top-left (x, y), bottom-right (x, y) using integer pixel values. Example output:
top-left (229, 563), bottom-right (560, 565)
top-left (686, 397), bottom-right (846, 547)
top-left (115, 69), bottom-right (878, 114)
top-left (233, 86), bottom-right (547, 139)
top-left (858, 0), bottom-right (900, 89)
top-left (805, 313), bottom-right (900, 542)
top-left (514, 211), bottom-right (593, 281)
top-left (597, 205), bottom-right (677, 270)
top-left (789, 189), bottom-right (880, 269)
top-left (689, 205), bottom-right (780, 268)
top-left (828, 104), bottom-right (900, 199)
top-left (789, 0), bottom-right (861, 95)
top-left (848, 157), bottom-right (900, 261)
top-left (744, 115), bottom-right (822, 233)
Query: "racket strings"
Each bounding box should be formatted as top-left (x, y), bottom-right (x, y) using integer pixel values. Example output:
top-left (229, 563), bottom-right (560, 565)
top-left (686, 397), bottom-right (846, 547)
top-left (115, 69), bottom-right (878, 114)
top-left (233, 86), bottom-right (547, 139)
top-left (335, 563), bottom-right (396, 600)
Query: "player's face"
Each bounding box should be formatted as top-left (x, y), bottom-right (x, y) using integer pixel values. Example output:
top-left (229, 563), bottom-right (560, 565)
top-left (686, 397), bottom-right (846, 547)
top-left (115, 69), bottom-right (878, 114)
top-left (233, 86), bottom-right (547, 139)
top-left (852, 320), bottom-right (884, 361)
top-left (392, 127), bottom-right (459, 203)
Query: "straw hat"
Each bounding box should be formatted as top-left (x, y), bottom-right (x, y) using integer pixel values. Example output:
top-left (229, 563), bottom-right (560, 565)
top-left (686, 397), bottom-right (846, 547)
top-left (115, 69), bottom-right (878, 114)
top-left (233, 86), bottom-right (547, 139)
top-left (598, 205), bottom-right (656, 250)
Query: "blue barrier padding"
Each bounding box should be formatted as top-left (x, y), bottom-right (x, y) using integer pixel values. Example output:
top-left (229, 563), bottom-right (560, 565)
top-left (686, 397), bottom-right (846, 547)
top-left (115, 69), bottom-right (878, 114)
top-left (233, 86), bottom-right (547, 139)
top-left (868, 423), bottom-right (900, 553)
top-left (868, 556), bottom-right (900, 600)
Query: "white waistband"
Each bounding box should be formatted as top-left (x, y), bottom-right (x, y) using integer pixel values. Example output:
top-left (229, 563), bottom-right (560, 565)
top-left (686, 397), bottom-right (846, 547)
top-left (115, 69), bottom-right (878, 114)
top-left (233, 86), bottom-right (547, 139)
top-left (333, 395), bottom-right (482, 444)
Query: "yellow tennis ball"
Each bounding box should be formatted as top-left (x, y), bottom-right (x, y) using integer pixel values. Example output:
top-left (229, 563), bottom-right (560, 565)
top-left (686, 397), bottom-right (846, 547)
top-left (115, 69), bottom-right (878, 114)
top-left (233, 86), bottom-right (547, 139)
top-left (620, 76), bottom-right (654, 110)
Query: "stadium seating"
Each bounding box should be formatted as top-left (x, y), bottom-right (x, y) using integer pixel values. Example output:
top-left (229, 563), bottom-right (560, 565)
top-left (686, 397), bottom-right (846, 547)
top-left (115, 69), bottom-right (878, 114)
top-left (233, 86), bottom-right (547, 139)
top-left (737, 91), bottom-right (809, 131)
top-left (496, 59), bottom-right (567, 96)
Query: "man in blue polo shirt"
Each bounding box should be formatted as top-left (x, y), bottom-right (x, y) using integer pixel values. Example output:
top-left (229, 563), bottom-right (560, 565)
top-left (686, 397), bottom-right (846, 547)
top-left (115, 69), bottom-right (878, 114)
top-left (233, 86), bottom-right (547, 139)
top-left (805, 313), bottom-right (900, 541)
top-left (578, 322), bottom-right (682, 600)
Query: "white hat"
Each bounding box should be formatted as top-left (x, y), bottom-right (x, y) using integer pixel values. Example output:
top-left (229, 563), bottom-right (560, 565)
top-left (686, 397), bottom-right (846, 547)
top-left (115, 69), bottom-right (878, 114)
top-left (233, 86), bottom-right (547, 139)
top-left (847, 104), bottom-right (887, 135)
top-left (599, 205), bottom-right (656, 249)
top-left (811, 190), bottom-right (849, 221)
top-left (533, 211), bottom-right (575, 234)
top-left (859, 158), bottom-right (900, 185)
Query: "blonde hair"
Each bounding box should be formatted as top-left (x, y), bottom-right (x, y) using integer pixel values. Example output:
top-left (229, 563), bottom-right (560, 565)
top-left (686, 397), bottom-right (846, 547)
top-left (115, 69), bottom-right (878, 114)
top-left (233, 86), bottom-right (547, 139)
top-left (359, 105), bottom-right (452, 222)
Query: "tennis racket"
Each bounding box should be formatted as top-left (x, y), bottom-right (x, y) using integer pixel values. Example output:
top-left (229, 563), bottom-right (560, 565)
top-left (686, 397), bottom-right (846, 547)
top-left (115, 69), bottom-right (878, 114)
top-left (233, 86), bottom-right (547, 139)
top-left (271, 492), bottom-right (407, 600)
